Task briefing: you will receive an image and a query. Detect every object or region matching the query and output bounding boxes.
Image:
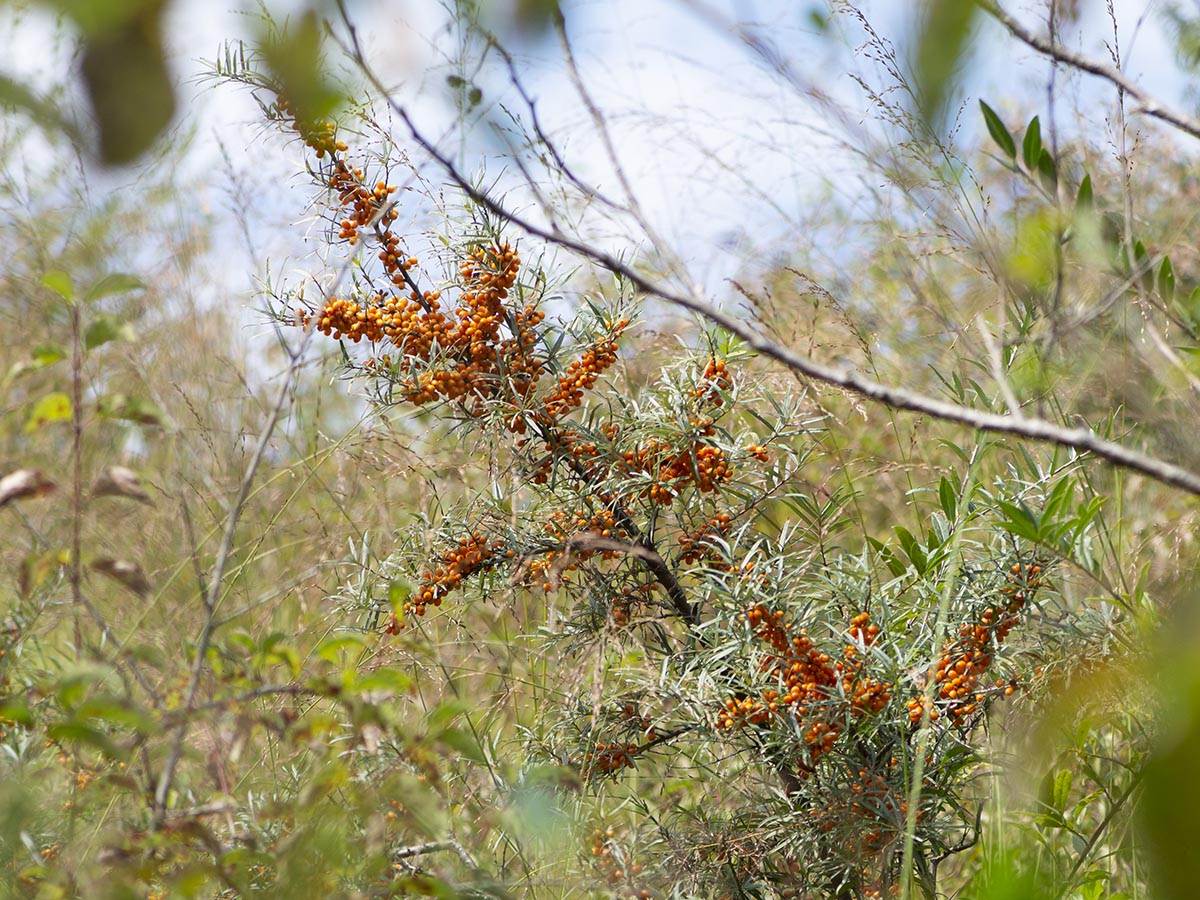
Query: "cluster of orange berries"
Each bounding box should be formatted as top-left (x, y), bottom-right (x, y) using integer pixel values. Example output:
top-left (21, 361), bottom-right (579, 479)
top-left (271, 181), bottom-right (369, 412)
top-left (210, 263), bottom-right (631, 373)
top-left (695, 357), bottom-right (732, 405)
top-left (542, 325), bottom-right (628, 421)
top-left (609, 583), bottom-right (656, 626)
top-left (283, 106), bottom-right (559, 417)
top-left (619, 439), bottom-right (733, 505)
top-left (589, 828), bottom-right (650, 899)
top-left (717, 607), bottom-right (892, 773)
top-left (677, 512), bottom-right (733, 564)
top-left (301, 243), bottom-right (530, 410)
top-left (583, 741), bottom-right (641, 775)
top-left (906, 559), bottom-right (1046, 726)
top-left (330, 161), bottom-right (400, 244)
top-left (274, 94), bottom-right (347, 158)
top-left (387, 533), bottom-right (501, 630)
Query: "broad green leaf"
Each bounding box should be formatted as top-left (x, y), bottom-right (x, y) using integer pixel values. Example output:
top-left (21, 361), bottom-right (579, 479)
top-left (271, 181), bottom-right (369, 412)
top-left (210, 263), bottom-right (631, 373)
top-left (33, 344), bottom-right (67, 366)
top-left (938, 475), bottom-right (957, 520)
top-left (1021, 115), bottom-right (1041, 171)
top-left (76, 2), bottom-right (175, 164)
top-left (84, 314), bottom-right (136, 349)
top-left (437, 727), bottom-right (487, 764)
top-left (1037, 148), bottom-right (1057, 191)
top-left (1075, 173), bottom-right (1094, 211)
top-left (355, 669), bottom-right (413, 695)
top-left (979, 101), bottom-right (1016, 158)
top-left (41, 270), bottom-right (74, 302)
top-left (46, 721), bottom-right (124, 760)
top-left (85, 273), bottom-right (144, 303)
top-left (0, 703), bottom-right (33, 727)
top-left (996, 500), bottom-right (1040, 542)
top-left (23, 393), bottom-right (72, 433)
top-left (75, 696), bottom-right (157, 735)
top-left (260, 9), bottom-right (345, 135)
top-left (892, 525), bottom-right (927, 574)
top-left (316, 634), bottom-right (370, 664)
top-left (387, 579), bottom-right (411, 611)
top-left (1159, 256), bottom-right (1176, 303)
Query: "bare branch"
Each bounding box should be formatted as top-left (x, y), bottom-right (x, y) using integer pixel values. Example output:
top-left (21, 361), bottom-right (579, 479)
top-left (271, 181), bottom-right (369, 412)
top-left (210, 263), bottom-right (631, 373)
top-left (981, 0), bottom-right (1200, 142)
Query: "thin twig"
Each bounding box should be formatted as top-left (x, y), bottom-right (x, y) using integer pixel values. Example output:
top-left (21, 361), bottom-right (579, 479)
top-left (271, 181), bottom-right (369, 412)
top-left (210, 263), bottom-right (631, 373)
top-left (152, 330), bottom-right (311, 822)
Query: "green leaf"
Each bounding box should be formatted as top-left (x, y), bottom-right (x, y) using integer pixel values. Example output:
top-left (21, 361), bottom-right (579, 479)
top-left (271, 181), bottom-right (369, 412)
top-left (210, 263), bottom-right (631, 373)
top-left (41, 270), bottom-right (74, 302)
top-left (46, 721), bottom-right (124, 760)
top-left (938, 476), bottom-right (957, 520)
top-left (3, 345), bottom-right (67, 388)
top-left (912, 1), bottom-right (980, 126)
top-left (1037, 148), bottom-right (1057, 191)
top-left (0, 703), bottom-right (34, 727)
top-left (316, 634), bottom-right (370, 665)
top-left (866, 536), bottom-right (906, 578)
top-left (1159, 256), bottom-right (1176, 303)
top-left (892, 525), bottom-right (927, 575)
top-left (980, 101), bottom-right (1016, 158)
top-left (996, 500), bottom-right (1040, 542)
top-left (355, 669), bottom-right (413, 695)
top-left (75, 696), bottom-right (157, 735)
top-left (260, 9), bottom-right (345, 136)
top-left (84, 314), bottom-right (136, 349)
top-left (76, 2), bottom-right (175, 165)
top-left (387, 580), bottom-right (411, 611)
top-left (437, 727), bottom-right (487, 764)
top-left (85, 273), bottom-right (144, 303)
top-left (33, 344), bottom-right (67, 366)
top-left (95, 393), bottom-right (163, 426)
top-left (1134, 240), bottom-right (1155, 292)
top-left (23, 393), bottom-right (72, 433)
top-left (1021, 115), bottom-right (1041, 171)
top-left (1075, 173), bottom-right (1094, 212)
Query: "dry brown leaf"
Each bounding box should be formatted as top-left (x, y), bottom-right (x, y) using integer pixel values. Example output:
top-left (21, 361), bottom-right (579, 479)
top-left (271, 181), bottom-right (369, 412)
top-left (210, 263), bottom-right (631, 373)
top-left (0, 469), bottom-right (56, 508)
top-left (91, 465), bottom-right (153, 505)
top-left (90, 558), bottom-right (151, 598)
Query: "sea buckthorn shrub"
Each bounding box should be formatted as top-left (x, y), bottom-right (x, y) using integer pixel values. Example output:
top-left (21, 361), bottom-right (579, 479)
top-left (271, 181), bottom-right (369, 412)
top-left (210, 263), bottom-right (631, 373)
top-left (244, 79), bottom-right (1111, 899)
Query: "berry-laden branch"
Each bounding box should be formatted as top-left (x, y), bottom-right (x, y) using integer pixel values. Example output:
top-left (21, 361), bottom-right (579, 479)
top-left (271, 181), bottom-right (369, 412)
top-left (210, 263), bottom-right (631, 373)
top-left (269, 88), bottom-right (777, 637)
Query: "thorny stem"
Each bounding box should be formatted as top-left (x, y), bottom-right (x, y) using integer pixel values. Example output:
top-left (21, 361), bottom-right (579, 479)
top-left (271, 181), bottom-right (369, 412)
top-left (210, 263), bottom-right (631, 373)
top-left (70, 304), bottom-right (83, 660)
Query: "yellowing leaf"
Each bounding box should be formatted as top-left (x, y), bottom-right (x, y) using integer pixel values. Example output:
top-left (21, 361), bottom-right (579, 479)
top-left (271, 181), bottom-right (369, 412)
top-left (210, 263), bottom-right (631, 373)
top-left (23, 393), bottom-right (72, 433)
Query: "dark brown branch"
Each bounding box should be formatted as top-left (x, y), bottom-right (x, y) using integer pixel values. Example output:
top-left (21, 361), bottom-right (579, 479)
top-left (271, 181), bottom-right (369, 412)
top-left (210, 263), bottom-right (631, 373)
top-left (981, 0), bottom-right (1200, 142)
top-left (556, 531), bottom-right (698, 626)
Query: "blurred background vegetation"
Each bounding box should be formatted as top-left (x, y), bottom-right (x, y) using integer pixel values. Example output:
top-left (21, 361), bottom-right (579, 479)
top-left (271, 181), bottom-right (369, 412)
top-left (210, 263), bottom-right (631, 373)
top-left (3, 0), bottom-right (1200, 898)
